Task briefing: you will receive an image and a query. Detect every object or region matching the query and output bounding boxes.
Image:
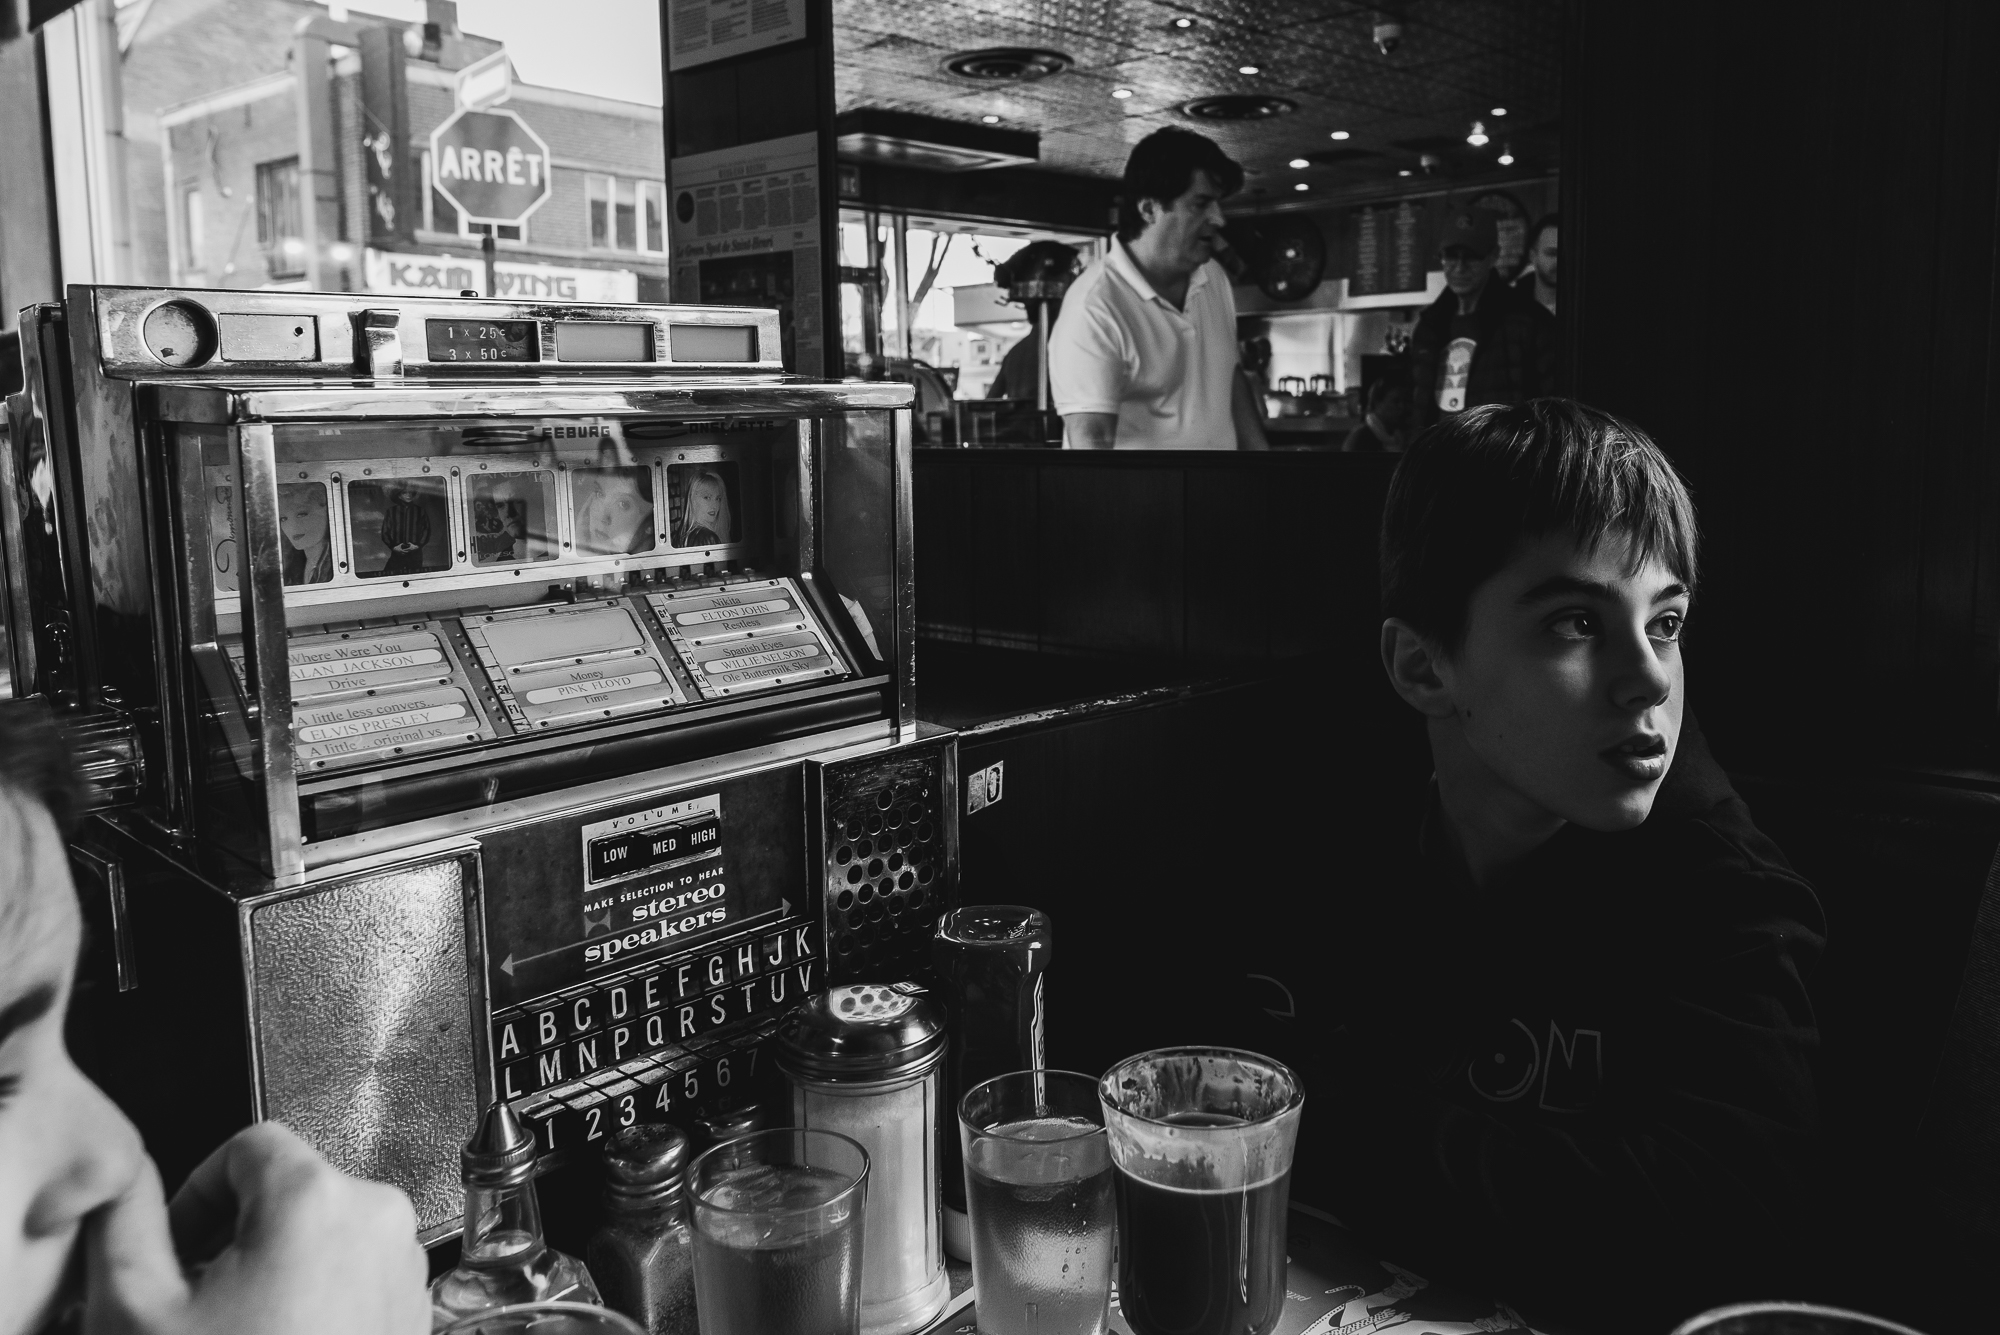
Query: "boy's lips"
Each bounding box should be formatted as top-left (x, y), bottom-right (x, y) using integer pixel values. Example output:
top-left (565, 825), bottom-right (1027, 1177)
top-left (1600, 731), bottom-right (1669, 783)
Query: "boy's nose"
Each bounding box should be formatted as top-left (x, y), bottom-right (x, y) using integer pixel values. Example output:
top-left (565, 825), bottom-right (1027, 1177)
top-left (25, 1060), bottom-right (147, 1239)
top-left (1609, 629), bottom-right (1674, 712)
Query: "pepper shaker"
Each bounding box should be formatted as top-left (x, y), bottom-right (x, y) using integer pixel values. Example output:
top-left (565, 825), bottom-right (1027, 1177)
top-left (586, 1124), bottom-right (697, 1335)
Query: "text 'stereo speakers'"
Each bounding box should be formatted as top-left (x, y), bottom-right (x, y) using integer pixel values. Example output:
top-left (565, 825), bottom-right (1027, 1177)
top-left (3, 286), bottom-right (953, 1241)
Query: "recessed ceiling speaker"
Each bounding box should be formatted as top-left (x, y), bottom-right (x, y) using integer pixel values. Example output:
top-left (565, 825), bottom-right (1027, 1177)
top-left (943, 48), bottom-right (1072, 82)
top-left (1179, 94), bottom-right (1298, 121)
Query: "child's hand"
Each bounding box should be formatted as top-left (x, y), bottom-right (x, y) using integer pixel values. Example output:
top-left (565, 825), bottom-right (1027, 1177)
top-left (83, 1122), bottom-right (429, 1335)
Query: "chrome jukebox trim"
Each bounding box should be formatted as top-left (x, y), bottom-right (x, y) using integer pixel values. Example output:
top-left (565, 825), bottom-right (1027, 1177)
top-left (235, 422), bottom-right (306, 882)
top-left (891, 405), bottom-right (916, 738)
top-left (139, 377), bottom-right (915, 425)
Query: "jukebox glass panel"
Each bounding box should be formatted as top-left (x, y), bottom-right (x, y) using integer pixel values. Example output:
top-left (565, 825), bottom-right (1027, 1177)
top-left (174, 409), bottom-right (901, 859)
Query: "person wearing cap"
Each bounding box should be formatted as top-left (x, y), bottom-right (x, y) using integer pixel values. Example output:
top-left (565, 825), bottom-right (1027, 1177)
top-left (1048, 127), bottom-right (1270, 451)
top-left (1407, 207), bottom-right (1555, 433)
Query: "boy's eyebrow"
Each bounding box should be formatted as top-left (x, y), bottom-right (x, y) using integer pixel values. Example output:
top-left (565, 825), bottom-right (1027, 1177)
top-left (0, 983), bottom-right (58, 1050)
top-left (1517, 575), bottom-right (1691, 605)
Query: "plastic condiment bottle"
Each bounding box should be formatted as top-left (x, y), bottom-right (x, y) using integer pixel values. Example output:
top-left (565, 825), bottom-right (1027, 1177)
top-left (776, 983), bottom-right (950, 1335)
top-left (430, 1100), bottom-right (602, 1330)
top-left (586, 1124), bottom-right (697, 1335)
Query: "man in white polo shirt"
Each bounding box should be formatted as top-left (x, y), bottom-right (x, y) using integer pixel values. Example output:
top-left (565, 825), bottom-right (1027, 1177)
top-left (1049, 128), bottom-right (1269, 451)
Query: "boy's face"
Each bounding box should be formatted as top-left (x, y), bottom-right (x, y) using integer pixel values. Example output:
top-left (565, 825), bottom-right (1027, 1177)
top-left (1439, 529), bottom-right (1688, 831)
top-left (0, 795), bottom-right (146, 1335)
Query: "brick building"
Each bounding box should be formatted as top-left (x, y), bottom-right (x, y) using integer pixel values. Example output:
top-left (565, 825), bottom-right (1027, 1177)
top-left (127, 0), bottom-right (665, 298)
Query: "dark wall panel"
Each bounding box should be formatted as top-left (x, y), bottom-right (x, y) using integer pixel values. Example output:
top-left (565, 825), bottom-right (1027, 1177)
top-left (1570, 0), bottom-right (2000, 769)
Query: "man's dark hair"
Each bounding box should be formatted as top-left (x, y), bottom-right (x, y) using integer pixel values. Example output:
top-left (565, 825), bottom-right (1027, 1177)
top-left (1380, 399), bottom-right (1698, 652)
top-left (0, 700), bottom-right (85, 839)
top-left (1529, 212), bottom-right (1559, 251)
top-left (1117, 128), bottom-right (1243, 243)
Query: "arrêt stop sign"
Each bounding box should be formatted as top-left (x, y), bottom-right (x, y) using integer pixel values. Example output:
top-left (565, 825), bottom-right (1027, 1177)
top-left (429, 108), bottom-right (553, 227)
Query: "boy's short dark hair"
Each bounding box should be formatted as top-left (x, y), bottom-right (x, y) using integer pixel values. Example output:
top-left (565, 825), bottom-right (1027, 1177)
top-left (1117, 128), bottom-right (1243, 242)
top-left (1380, 399), bottom-right (1698, 652)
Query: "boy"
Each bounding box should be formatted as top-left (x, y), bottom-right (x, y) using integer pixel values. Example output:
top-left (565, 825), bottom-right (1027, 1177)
top-left (1319, 400), bottom-right (1824, 1326)
top-left (0, 704), bottom-right (428, 1334)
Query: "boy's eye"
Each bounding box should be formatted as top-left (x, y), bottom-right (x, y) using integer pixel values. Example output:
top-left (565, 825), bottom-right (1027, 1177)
top-left (1651, 611), bottom-right (1686, 643)
top-left (1549, 611), bottom-right (1598, 640)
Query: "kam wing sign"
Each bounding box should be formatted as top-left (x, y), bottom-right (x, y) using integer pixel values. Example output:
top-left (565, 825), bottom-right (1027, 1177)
top-left (430, 107), bottom-right (553, 227)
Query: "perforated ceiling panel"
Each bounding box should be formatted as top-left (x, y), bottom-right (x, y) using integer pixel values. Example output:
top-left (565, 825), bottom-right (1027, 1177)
top-left (834, 0), bottom-right (1562, 199)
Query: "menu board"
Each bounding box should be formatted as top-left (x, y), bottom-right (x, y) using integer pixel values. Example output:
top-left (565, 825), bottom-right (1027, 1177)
top-left (668, 132), bottom-right (823, 374)
top-left (1349, 200), bottom-right (1430, 297)
top-left (666, 0), bottom-right (807, 71)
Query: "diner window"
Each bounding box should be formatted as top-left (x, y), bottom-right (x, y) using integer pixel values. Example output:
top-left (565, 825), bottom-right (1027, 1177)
top-left (254, 157), bottom-right (304, 278)
top-left (40, 3), bottom-right (661, 293)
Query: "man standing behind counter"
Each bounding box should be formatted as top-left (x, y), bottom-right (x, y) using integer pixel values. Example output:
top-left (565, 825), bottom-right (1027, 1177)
top-left (1049, 128), bottom-right (1269, 450)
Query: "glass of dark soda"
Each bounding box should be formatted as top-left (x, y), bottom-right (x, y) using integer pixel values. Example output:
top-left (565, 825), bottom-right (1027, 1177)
top-left (1097, 1048), bottom-right (1304, 1335)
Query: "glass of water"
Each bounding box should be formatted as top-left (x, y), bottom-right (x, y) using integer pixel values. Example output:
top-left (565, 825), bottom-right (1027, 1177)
top-left (959, 1070), bottom-right (1115, 1335)
top-left (690, 1128), bottom-right (870, 1335)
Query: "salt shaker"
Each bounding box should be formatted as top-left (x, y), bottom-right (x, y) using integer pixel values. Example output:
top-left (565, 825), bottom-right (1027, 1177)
top-left (586, 1125), bottom-right (697, 1335)
top-left (776, 983), bottom-right (950, 1335)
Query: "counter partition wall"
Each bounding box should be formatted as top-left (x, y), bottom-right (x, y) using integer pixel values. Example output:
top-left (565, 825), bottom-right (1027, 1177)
top-left (4, 287), bottom-right (957, 1240)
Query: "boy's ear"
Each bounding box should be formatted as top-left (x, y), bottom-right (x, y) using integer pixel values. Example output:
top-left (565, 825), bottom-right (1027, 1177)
top-left (1380, 618), bottom-right (1456, 718)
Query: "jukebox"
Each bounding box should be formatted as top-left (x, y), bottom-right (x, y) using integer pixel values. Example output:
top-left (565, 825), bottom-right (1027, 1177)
top-left (2, 286), bottom-right (952, 1241)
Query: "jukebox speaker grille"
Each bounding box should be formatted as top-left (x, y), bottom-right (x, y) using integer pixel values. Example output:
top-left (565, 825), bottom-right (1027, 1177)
top-left (246, 857), bottom-right (478, 1234)
top-left (820, 744), bottom-right (955, 983)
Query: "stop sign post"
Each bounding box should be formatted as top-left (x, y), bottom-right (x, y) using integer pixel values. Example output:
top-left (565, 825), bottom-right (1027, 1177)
top-left (430, 108), bottom-right (553, 227)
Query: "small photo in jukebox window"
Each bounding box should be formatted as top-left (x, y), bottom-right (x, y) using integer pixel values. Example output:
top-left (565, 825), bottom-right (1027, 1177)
top-left (347, 476), bottom-right (452, 579)
top-left (667, 461), bottom-right (740, 549)
top-left (277, 481), bottom-right (335, 586)
top-left (468, 471), bottom-right (558, 566)
top-left (571, 465), bottom-right (658, 556)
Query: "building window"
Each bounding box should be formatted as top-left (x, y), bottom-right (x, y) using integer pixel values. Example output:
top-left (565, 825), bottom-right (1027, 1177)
top-left (255, 157), bottom-right (304, 277)
top-left (640, 181), bottom-right (665, 253)
top-left (590, 175), bottom-right (663, 252)
top-left (180, 187), bottom-right (205, 273)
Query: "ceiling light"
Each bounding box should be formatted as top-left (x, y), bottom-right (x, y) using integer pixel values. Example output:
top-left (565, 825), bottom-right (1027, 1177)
top-left (1330, 130), bottom-right (1350, 140)
top-left (1294, 182), bottom-right (1309, 192)
top-left (1111, 87), bottom-right (1133, 99)
top-left (1288, 157), bottom-right (1309, 169)
top-left (1398, 169), bottom-right (1412, 176)
top-left (1238, 64), bottom-right (1259, 75)
top-left (982, 114), bottom-right (1000, 123)
top-left (1497, 143), bottom-right (1515, 166)
top-left (1491, 106), bottom-right (1507, 116)
top-left (1172, 16), bottom-right (1193, 28)
top-left (1466, 119), bottom-right (1489, 147)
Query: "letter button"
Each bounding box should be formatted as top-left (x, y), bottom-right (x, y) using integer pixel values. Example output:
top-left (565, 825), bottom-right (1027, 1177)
top-left (790, 923), bottom-right (817, 961)
top-left (761, 930), bottom-right (787, 969)
top-left (731, 939), bottom-right (760, 981)
top-left (700, 949), bottom-right (729, 991)
top-left (491, 1009), bottom-right (527, 1062)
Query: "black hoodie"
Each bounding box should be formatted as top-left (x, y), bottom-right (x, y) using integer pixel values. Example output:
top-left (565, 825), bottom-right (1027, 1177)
top-left (1304, 720), bottom-right (1826, 1330)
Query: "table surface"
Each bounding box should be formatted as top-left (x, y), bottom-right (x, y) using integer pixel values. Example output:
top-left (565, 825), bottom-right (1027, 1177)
top-left (921, 1204), bottom-right (1562, 1335)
